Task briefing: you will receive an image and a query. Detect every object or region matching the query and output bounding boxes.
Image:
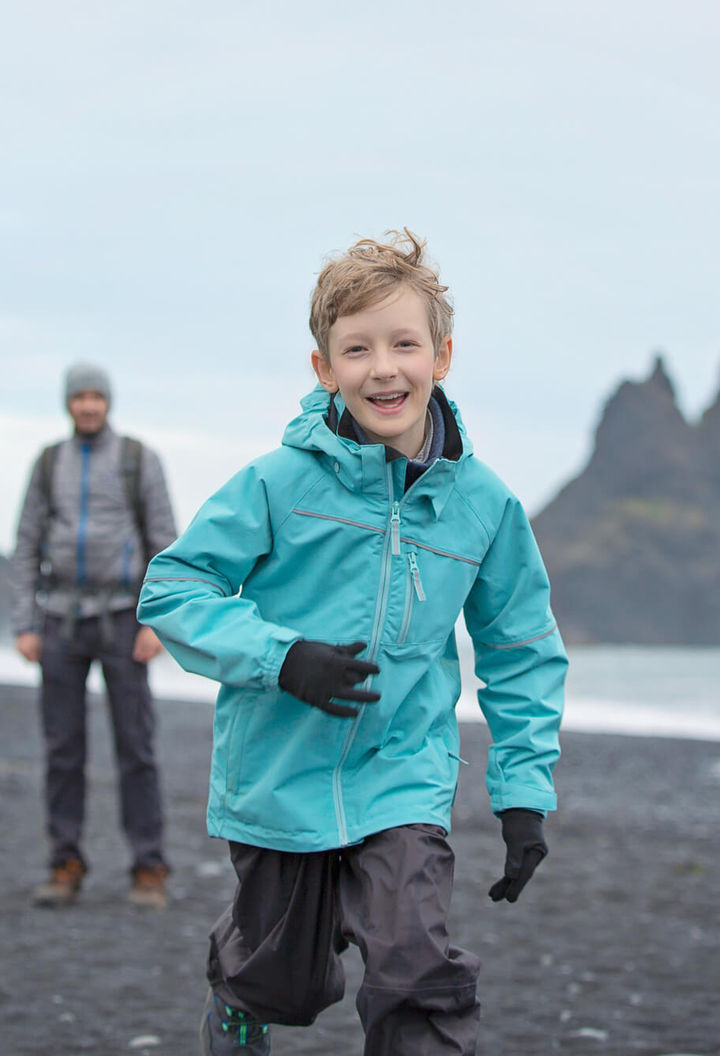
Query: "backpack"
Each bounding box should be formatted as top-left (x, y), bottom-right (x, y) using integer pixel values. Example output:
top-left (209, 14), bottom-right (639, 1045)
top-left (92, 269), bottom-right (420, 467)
top-left (38, 436), bottom-right (149, 561)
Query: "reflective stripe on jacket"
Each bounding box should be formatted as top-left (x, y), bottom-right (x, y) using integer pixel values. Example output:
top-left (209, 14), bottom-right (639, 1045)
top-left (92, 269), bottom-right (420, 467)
top-left (138, 386), bottom-right (567, 852)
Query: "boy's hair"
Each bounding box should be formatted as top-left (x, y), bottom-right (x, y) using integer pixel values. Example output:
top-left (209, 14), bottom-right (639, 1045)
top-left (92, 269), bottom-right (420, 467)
top-left (310, 228), bottom-right (453, 360)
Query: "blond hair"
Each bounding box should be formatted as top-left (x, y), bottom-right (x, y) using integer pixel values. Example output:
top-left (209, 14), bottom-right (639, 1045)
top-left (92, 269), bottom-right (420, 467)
top-left (310, 228), bottom-right (453, 360)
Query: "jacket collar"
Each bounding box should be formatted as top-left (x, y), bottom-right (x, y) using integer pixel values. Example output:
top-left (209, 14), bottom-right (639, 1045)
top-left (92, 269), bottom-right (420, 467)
top-left (282, 384), bottom-right (472, 516)
top-left (71, 423), bottom-right (115, 449)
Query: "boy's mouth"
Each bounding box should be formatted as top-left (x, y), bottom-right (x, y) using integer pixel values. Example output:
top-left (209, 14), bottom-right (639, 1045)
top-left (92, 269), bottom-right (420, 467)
top-left (366, 392), bottom-right (408, 411)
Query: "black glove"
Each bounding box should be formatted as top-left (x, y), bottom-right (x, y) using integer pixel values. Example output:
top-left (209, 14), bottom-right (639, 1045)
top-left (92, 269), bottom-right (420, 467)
top-left (488, 808), bottom-right (548, 903)
top-left (279, 640), bottom-right (380, 718)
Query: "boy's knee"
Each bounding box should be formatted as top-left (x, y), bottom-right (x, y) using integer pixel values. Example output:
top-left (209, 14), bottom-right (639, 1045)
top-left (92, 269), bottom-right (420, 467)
top-left (363, 938), bottom-right (479, 1000)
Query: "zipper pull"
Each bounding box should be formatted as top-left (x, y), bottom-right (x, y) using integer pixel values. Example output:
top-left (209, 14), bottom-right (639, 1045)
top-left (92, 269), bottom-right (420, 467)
top-left (408, 552), bottom-right (426, 601)
top-left (390, 502), bottom-right (401, 555)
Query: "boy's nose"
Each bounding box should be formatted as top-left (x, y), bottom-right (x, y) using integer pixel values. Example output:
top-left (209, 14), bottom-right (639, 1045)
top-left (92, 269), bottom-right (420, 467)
top-left (370, 348), bottom-right (398, 378)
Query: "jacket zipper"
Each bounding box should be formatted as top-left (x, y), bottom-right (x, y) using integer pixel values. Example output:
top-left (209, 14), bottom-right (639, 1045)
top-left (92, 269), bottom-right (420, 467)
top-left (390, 501), bottom-right (401, 555)
top-left (332, 464), bottom-right (397, 846)
top-left (367, 465), bottom-right (397, 663)
top-left (397, 551), bottom-right (426, 644)
top-left (408, 551), bottom-right (426, 601)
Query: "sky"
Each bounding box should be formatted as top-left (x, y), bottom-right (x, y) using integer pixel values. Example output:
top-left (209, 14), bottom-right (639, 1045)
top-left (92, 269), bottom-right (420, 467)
top-left (2, 0), bottom-right (719, 552)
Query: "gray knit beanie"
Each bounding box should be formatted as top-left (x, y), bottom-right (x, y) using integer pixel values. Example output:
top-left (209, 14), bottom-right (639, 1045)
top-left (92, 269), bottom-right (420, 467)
top-left (64, 363), bottom-right (113, 407)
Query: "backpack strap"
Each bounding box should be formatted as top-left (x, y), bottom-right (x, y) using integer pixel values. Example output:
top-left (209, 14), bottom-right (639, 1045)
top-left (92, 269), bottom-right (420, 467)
top-left (120, 436), bottom-right (149, 561)
top-left (35, 443), bottom-right (62, 596)
top-left (38, 442), bottom-right (61, 515)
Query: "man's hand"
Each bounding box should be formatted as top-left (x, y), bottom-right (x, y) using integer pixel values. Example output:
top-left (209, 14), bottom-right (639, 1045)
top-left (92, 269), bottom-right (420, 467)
top-left (133, 626), bottom-right (164, 664)
top-left (488, 808), bottom-right (548, 903)
top-left (15, 632), bottom-right (42, 663)
top-left (279, 640), bottom-right (380, 718)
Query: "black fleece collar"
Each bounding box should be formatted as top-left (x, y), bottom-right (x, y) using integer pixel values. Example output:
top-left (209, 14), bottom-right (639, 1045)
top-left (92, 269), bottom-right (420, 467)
top-left (326, 386), bottom-right (462, 464)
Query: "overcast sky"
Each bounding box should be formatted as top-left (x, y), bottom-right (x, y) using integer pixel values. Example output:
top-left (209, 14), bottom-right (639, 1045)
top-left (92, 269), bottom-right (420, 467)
top-left (2, 1), bottom-right (719, 551)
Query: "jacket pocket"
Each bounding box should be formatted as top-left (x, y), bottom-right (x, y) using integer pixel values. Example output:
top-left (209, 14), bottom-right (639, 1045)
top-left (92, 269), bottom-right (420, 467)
top-left (224, 696), bottom-right (256, 793)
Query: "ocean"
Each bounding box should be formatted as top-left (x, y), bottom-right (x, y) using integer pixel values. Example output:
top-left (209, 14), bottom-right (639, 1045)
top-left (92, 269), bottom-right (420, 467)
top-left (1, 637), bottom-right (718, 742)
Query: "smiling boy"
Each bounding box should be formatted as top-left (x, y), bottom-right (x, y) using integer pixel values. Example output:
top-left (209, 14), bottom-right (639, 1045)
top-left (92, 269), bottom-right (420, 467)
top-left (138, 230), bottom-right (567, 1055)
top-left (311, 284), bottom-right (452, 457)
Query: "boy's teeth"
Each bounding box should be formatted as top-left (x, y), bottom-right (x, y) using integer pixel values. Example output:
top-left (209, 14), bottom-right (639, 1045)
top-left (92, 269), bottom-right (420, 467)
top-left (372, 393), bottom-right (404, 401)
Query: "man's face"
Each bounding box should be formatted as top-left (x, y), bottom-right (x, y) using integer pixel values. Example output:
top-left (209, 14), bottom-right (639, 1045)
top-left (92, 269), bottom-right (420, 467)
top-left (312, 286), bottom-right (452, 459)
top-left (68, 390), bottom-right (109, 435)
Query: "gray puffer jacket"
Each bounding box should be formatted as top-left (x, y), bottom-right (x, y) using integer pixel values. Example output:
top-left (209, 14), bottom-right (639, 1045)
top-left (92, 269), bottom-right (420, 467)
top-left (11, 424), bottom-right (177, 633)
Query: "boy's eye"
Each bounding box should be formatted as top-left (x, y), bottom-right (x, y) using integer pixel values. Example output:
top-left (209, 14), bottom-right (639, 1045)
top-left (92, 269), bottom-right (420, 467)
top-left (344, 345), bottom-right (367, 355)
top-left (396, 341), bottom-right (417, 349)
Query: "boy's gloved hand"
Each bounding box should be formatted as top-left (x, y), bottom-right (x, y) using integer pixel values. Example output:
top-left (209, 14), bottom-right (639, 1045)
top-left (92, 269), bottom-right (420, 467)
top-left (488, 808), bottom-right (548, 903)
top-left (279, 640), bottom-right (380, 718)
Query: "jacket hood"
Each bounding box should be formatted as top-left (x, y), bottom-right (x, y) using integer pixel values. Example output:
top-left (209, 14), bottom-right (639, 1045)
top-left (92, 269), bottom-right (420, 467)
top-left (282, 383), bottom-right (473, 460)
top-left (281, 384), bottom-right (473, 515)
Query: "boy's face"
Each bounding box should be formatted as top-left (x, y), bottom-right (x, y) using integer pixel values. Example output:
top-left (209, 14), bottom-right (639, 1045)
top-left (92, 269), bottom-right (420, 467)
top-left (312, 287), bottom-right (452, 459)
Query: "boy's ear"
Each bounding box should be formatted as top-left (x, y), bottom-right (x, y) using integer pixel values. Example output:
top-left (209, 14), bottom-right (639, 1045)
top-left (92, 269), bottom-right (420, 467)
top-left (433, 336), bottom-right (453, 381)
top-left (311, 350), bottom-right (339, 393)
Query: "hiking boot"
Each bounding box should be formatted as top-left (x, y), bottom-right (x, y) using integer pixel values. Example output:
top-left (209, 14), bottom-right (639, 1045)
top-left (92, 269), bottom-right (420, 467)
top-left (33, 859), bottom-right (86, 906)
top-left (128, 864), bottom-right (168, 909)
top-left (199, 990), bottom-right (270, 1054)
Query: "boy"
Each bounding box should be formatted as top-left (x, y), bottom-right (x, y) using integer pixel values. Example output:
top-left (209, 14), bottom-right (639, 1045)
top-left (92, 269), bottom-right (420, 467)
top-left (138, 230), bottom-right (567, 1054)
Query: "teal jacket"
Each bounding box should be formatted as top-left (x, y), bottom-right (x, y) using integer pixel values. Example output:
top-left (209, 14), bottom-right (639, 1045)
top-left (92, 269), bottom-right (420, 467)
top-left (138, 386), bottom-right (566, 852)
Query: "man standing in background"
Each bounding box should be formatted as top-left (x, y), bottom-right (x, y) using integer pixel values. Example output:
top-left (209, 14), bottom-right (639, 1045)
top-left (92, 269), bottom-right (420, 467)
top-left (11, 363), bottom-right (177, 909)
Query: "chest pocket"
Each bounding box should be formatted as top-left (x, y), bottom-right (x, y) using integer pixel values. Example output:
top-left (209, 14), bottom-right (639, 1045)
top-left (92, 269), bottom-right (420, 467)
top-left (391, 540), bottom-right (480, 647)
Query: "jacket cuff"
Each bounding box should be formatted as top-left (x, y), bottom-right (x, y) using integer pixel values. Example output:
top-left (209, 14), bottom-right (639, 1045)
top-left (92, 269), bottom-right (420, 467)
top-left (259, 632), bottom-right (303, 690)
top-left (490, 788), bottom-right (557, 817)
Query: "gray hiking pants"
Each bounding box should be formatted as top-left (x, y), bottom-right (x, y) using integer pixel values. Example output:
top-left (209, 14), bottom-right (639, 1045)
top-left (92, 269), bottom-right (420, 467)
top-left (39, 610), bottom-right (165, 871)
top-left (206, 824), bottom-right (481, 1054)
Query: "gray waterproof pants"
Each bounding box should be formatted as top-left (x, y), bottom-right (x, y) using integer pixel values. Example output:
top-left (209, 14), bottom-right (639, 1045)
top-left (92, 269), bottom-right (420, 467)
top-left (39, 610), bottom-right (165, 870)
top-left (206, 824), bottom-right (480, 1054)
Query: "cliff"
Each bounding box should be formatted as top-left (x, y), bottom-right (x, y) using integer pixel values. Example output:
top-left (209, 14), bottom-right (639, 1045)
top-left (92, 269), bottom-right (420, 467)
top-left (532, 356), bottom-right (720, 644)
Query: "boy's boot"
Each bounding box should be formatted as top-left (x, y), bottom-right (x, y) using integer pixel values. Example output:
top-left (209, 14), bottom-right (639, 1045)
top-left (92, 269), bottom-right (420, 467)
top-left (33, 859), bottom-right (86, 906)
top-left (199, 990), bottom-right (270, 1055)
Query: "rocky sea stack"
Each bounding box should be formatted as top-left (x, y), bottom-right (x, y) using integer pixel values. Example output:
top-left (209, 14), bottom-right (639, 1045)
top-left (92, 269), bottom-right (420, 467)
top-left (533, 356), bottom-right (720, 644)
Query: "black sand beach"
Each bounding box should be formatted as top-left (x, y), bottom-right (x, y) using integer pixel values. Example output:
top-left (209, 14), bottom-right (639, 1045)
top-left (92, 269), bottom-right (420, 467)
top-left (1, 682), bottom-right (718, 1056)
